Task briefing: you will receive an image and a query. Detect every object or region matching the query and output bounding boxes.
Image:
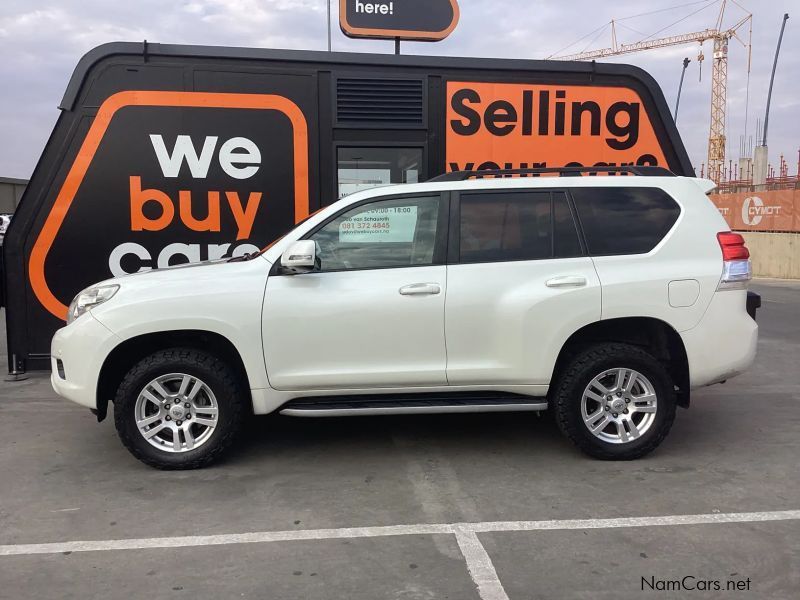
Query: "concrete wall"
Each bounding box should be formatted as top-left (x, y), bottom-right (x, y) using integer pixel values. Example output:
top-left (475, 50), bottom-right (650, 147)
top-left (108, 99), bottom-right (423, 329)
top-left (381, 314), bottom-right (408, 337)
top-left (742, 232), bottom-right (800, 279)
top-left (0, 177), bottom-right (27, 213)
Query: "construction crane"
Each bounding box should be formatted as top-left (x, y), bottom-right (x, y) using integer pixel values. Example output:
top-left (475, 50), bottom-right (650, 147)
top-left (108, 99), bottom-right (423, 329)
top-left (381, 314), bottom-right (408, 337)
top-left (549, 1), bottom-right (752, 183)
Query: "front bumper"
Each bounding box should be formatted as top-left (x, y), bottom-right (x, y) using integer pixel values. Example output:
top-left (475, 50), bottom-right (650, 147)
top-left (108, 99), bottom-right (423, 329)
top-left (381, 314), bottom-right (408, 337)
top-left (50, 313), bottom-right (121, 410)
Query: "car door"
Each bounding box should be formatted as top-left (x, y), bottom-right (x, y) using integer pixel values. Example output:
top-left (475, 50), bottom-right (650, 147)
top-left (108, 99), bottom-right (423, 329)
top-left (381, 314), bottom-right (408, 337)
top-left (262, 193), bottom-right (449, 391)
top-left (445, 189), bottom-right (601, 386)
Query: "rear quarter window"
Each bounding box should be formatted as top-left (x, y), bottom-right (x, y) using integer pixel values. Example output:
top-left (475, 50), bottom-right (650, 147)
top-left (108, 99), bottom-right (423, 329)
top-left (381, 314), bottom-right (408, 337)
top-left (571, 187), bottom-right (681, 256)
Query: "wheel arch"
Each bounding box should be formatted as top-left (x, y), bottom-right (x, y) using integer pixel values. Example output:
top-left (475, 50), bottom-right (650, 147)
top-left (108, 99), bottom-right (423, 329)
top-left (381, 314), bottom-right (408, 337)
top-left (550, 317), bottom-right (690, 408)
top-left (95, 330), bottom-right (252, 421)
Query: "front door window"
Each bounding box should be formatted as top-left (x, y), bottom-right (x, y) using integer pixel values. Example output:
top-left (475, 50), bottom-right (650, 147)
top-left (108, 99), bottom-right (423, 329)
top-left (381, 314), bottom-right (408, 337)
top-left (309, 195), bottom-right (441, 271)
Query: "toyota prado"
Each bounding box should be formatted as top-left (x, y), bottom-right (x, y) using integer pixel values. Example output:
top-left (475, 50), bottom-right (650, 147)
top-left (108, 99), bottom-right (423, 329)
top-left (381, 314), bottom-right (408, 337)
top-left (51, 167), bottom-right (759, 469)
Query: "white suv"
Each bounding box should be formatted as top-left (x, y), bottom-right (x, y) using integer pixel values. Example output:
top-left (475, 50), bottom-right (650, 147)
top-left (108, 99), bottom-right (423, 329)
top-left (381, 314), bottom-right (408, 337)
top-left (51, 167), bottom-right (758, 469)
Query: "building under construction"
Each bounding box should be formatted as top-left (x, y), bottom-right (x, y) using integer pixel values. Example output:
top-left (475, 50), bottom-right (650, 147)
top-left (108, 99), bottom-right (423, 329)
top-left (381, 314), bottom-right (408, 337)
top-left (550, 0), bottom-right (797, 279)
top-left (549, 0), bottom-right (779, 187)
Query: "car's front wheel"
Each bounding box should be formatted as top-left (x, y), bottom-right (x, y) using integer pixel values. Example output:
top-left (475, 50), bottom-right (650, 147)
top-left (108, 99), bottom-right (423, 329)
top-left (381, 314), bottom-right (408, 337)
top-left (552, 343), bottom-right (676, 460)
top-left (113, 348), bottom-right (246, 469)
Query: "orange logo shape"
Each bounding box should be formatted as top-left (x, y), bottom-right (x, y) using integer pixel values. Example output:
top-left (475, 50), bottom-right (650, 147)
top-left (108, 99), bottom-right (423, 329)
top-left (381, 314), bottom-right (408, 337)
top-left (28, 91), bottom-right (309, 320)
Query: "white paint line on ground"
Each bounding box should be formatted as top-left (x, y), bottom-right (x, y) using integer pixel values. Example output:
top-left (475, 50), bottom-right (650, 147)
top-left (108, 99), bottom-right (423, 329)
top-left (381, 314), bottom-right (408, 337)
top-left (1, 509), bottom-right (798, 558)
top-left (466, 509), bottom-right (800, 533)
top-left (0, 524), bottom-right (454, 557)
top-left (454, 529), bottom-right (510, 600)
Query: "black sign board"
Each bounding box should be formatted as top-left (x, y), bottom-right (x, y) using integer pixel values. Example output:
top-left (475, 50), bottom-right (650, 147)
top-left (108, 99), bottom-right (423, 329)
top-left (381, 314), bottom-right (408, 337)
top-left (340, 0), bottom-right (459, 41)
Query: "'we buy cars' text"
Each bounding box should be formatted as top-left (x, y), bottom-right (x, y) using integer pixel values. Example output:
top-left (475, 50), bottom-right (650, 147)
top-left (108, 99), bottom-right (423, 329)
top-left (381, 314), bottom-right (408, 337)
top-left (111, 135), bottom-right (263, 276)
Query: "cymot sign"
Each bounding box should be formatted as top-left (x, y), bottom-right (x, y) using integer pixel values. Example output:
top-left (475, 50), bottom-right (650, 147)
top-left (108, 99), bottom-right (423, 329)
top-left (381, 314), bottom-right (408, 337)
top-left (339, 0), bottom-right (459, 41)
top-left (710, 190), bottom-right (800, 232)
top-left (3, 43), bottom-right (690, 371)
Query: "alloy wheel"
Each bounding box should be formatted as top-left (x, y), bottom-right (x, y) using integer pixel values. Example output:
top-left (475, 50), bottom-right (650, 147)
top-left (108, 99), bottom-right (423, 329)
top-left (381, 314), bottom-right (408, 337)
top-left (134, 373), bottom-right (219, 453)
top-left (580, 367), bottom-right (658, 444)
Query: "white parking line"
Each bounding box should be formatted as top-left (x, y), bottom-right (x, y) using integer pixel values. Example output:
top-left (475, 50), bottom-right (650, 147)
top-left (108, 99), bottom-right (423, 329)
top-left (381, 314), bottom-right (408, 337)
top-left (0, 523), bottom-right (455, 556)
top-left (4, 509), bottom-right (799, 557)
top-left (454, 529), bottom-right (510, 600)
top-left (2, 510), bottom-right (799, 600)
top-left (466, 509), bottom-right (800, 533)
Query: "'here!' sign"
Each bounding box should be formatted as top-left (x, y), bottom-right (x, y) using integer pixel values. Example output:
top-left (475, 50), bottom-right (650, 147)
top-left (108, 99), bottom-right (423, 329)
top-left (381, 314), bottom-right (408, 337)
top-left (339, 0), bottom-right (459, 41)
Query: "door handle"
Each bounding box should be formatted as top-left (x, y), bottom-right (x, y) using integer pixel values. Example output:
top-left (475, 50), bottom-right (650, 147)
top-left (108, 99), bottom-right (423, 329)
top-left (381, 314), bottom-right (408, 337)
top-left (399, 283), bottom-right (441, 296)
top-left (546, 275), bottom-right (587, 288)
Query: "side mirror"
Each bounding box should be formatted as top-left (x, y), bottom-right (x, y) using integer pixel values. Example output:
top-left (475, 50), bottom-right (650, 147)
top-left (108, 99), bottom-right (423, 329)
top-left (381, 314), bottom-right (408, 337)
top-left (280, 240), bottom-right (317, 274)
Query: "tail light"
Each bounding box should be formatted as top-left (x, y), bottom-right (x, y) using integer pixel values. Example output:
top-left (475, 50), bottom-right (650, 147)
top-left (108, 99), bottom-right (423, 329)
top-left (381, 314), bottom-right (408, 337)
top-left (717, 231), bottom-right (751, 288)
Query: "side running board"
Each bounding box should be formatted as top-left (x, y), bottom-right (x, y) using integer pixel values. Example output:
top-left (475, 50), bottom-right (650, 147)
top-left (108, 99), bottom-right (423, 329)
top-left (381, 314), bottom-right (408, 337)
top-left (279, 393), bottom-right (548, 417)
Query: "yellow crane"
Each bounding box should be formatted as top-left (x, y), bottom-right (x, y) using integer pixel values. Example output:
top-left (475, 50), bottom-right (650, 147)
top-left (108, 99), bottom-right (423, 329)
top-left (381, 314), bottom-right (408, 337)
top-left (550, 0), bottom-right (752, 183)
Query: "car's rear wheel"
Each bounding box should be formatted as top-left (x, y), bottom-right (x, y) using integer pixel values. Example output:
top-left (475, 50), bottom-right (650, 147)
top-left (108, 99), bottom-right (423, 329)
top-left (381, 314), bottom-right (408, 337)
top-left (114, 348), bottom-right (246, 469)
top-left (552, 343), bottom-right (676, 460)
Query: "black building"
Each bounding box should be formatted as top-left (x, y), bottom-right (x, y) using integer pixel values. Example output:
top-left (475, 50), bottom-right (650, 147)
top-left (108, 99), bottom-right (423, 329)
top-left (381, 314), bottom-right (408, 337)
top-left (2, 43), bottom-right (690, 371)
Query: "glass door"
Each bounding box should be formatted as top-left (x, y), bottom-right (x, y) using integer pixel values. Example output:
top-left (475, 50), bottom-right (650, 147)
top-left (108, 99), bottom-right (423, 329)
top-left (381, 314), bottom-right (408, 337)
top-left (337, 146), bottom-right (424, 199)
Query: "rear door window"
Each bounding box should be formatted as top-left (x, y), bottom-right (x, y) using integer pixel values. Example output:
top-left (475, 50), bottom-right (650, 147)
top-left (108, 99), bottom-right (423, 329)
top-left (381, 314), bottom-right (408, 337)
top-left (457, 190), bottom-right (584, 263)
top-left (459, 192), bottom-right (551, 263)
top-left (571, 187), bottom-right (680, 256)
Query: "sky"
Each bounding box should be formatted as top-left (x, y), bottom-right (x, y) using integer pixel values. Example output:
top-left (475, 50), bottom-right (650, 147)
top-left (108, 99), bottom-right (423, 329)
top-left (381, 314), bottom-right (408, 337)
top-left (0, 0), bottom-right (797, 179)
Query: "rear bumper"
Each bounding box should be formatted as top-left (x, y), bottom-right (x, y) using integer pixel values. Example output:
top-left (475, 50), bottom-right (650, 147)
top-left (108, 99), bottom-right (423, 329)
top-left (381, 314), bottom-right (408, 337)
top-left (681, 289), bottom-right (758, 389)
top-left (50, 313), bottom-right (121, 410)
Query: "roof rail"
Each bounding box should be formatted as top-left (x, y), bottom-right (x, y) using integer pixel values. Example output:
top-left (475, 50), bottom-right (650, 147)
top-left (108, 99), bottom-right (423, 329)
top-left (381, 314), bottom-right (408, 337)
top-left (429, 165), bottom-right (676, 182)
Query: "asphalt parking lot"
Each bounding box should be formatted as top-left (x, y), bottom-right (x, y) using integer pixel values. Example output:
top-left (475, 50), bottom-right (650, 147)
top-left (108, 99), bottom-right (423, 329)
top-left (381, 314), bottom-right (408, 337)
top-left (0, 280), bottom-right (798, 599)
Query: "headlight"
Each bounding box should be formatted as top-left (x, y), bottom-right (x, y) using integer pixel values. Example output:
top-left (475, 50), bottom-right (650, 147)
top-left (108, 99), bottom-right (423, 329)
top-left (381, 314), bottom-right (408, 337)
top-left (66, 285), bottom-right (119, 324)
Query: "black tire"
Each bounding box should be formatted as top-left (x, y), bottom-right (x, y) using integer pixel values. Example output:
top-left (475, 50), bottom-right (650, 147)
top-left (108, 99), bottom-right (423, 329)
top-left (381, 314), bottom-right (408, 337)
top-left (113, 348), bottom-right (247, 469)
top-left (552, 343), bottom-right (676, 460)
